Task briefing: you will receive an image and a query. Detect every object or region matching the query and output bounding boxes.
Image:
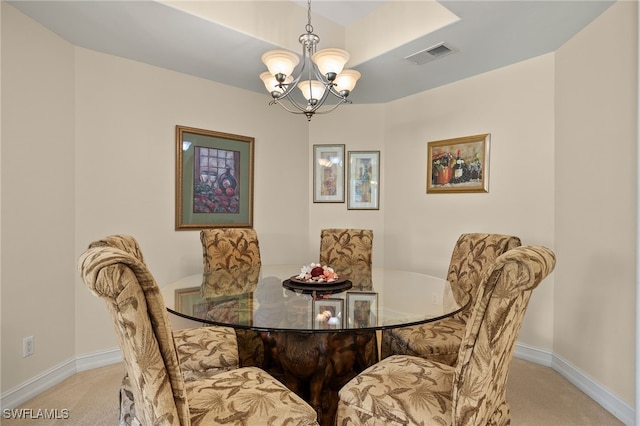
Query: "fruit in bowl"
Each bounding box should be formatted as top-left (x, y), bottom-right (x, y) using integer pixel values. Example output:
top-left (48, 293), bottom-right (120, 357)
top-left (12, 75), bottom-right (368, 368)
top-left (296, 263), bottom-right (339, 283)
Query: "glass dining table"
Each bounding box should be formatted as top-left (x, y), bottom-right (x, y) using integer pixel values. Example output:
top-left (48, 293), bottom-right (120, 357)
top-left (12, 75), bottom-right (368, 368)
top-left (162, 264), bottom-right (468, 426)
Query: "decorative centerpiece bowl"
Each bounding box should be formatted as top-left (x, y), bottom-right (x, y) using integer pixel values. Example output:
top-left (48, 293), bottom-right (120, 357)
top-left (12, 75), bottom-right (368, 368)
top-left (294, 263), bottom-right (339, 283)
top-left (283, 263), bottom-right (351, 293)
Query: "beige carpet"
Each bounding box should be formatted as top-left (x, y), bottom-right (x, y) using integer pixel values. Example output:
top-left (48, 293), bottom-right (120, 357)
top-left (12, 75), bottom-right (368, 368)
top-left (2, 358), bottom-right (623, 425)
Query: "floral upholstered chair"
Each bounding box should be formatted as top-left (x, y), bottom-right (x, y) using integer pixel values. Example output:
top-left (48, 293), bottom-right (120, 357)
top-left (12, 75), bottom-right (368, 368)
top-left (200, 228), bottom-right (261, 272)
top-left (380, 233), bottom-right (521, 365)
top-left (319, 228), bottom-right (373, 290)
top-left (336, 245), bottom-right (556, 426)
top-left (88, 235), bottom-right (241, 425)
top-left (200, 228), bottom-right (264, 368)
top-left (79, 240), bottom-right (319, 426)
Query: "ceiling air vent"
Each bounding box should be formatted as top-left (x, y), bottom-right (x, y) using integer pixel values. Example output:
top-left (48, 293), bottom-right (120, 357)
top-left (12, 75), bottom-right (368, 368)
top-left (404, 42), bottom-right (457, 65)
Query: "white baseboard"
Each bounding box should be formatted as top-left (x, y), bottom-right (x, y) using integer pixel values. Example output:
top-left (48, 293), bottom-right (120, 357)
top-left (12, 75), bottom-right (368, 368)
top-left (0, 348), bottom-right (122, 410)
top-left (1, 344), bottom-right (635, 425)
top-left (515, 343), bottom-right (634, 426)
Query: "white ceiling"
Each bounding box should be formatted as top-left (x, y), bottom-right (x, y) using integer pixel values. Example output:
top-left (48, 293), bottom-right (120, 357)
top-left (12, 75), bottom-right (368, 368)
top-left (8, 0), bottom-right (614, 105)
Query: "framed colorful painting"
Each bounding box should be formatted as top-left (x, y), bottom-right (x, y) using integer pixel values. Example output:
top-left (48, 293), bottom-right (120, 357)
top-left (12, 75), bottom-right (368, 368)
top-left (176, 126), bottom-right (254, 229)
top-left (427, 134), bottom-right (490, 193)
top-left (313, 144), bottom-right (345, 203)
top-left (347, 151), bottom-right (380, 210)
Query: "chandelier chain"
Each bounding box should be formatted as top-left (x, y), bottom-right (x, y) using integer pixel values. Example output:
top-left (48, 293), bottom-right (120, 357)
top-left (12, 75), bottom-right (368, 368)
top-left (306, 0), bottom-right (313, 34)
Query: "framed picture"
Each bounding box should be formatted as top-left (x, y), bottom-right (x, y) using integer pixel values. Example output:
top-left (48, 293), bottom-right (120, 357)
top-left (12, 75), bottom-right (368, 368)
top-left (175, 287), bottom-right (201, 314)
top-left (313, 144), bottom-right (345, 203)
top-left (347, 292), bottom-right (378, 328)
top-left (427, 134), bottom-right (490, 193)
top-left (176, 125), bottom-right (254, 230)
top-left (347, 151), bottom-right (380, 210)
top-left (313, 298), bottom-right (344, 329)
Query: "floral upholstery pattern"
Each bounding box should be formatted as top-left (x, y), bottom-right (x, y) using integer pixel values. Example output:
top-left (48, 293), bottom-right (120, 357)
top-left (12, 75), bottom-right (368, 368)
top-left (79, 241), bottom-right (318, 426)
top-left (336, 245), bottom-right (555, 426)
top-left (319, 229), bottom-right (373, 289)
top-left (381, 233), bottom-right (521, 365)
top-left (173, 327), bottom-right (239, 382)
top-left (201, 266), bottom-right (261, 297)
top-left (200, 228), bottom-right (261, 272)
top-left (200, 229), bottom-right (265, 369)
top-left (89, 235), bottom-right (241, 425)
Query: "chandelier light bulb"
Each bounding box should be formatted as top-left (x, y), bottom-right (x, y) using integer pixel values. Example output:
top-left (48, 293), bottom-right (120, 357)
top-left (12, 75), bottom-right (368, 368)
top-left (297, 79), bottom-right (326, 102)
top-left (261, 50), bottom-right (300, 79)
top-left (334, 69), bottom-right (361, 94)
top-left (311, 48), bottom-right (350, 80)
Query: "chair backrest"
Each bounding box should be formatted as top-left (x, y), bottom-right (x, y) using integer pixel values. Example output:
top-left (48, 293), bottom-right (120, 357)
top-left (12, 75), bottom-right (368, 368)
top-left (200, 228), bottom-right (261, 272)
top-left (79, 241), bottom-right (190, 426)
top-left (452, 245), bottom-right (556, 426)
top-left (447, 233), bottom-right (521, 307)
top-left (88, 234), bottom-right (146, 263)
top-left (319, 229), bottom-right (373, 289)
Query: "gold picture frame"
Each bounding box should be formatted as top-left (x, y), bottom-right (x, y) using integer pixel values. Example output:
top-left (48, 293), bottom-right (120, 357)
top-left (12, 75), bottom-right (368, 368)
top-left (427, 134), bottom-right (490, 193)
top-left (175, 287), bottom-right (201, 315)
top-left (176, 125), bottom-right (254, 229)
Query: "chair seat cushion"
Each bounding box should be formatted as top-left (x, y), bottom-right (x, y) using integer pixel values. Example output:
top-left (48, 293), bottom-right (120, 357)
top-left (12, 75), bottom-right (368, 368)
top-left (186, 366), bottom-right (318, 426)
top-left (337, 355), bottom-right (455, 426)
top-left (173, 326), bottom-right (240, 382)
top-left (382, 315), bottom-right (466, 366)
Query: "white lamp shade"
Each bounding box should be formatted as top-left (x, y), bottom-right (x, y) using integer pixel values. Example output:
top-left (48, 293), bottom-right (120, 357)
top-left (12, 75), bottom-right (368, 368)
top-left (261, 49), bottom-right (300, 77)
top-left (312, 48), bottom-right (349, 76)
top-left (260, 71), bottom-right (292, 94)
top-left (334, 69), bottom-right (361, 93)
top-left (297, 79), bottom-right (326, 101)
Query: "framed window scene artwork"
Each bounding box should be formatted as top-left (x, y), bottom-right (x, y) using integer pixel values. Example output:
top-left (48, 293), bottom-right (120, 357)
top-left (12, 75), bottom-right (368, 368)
top-left (427, 133), bottom-right (490, 194)
top-left (175, 125), bottom-right (254, 229)
top-left (347, 151), bottom-right (380, 210)
top-left (313, 144), bottom-right (345, 203)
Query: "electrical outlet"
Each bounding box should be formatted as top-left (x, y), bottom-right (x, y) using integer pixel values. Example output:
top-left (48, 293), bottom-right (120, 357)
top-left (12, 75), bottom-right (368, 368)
top-left (23, 336), bottom-right (34, 357)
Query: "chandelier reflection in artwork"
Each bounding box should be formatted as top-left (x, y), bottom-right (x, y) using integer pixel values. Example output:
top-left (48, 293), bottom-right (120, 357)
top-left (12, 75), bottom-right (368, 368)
top-left (259, 0), bottom-right (361, 121)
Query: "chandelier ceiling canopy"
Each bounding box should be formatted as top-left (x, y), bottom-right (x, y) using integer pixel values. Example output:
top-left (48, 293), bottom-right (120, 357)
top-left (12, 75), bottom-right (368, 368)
top-left (259, 0), bottom-right (361, 121)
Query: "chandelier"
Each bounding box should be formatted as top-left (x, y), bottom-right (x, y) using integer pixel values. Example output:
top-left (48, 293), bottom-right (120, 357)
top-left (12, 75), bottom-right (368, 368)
top-left (259, 0), bottom-right (361, 121)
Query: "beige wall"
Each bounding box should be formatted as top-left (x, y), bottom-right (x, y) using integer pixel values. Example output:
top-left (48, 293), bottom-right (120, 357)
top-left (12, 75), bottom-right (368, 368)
top-left (1, 0), bottom-right (636, 411)
top-left (72, 48), bottom-right (313, 355)
top-left (555, 0), bottom-right (637, 404)
top-left (382, 53), bottom-right (557, 350)
top-left (307, 105), bottom-right (386, 264)
top-left (1, 3), bottom-right (76, 392)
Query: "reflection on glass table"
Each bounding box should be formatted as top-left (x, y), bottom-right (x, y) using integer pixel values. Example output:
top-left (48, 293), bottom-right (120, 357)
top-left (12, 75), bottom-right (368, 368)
top-left (162, 264), bottom-right (468, 426)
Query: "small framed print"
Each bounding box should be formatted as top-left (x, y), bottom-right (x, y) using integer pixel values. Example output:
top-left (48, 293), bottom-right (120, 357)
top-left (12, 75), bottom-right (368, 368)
top-left (313, 298), bottom-right (344, 329)
top-left (347, 292), bottom-right (378, 329)
top-left (313, 144), bottom-right (345, 203)
top-left (427, 133), bottom-right (490, 193)
top-left (348, 151), bottom-right (380, 210)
